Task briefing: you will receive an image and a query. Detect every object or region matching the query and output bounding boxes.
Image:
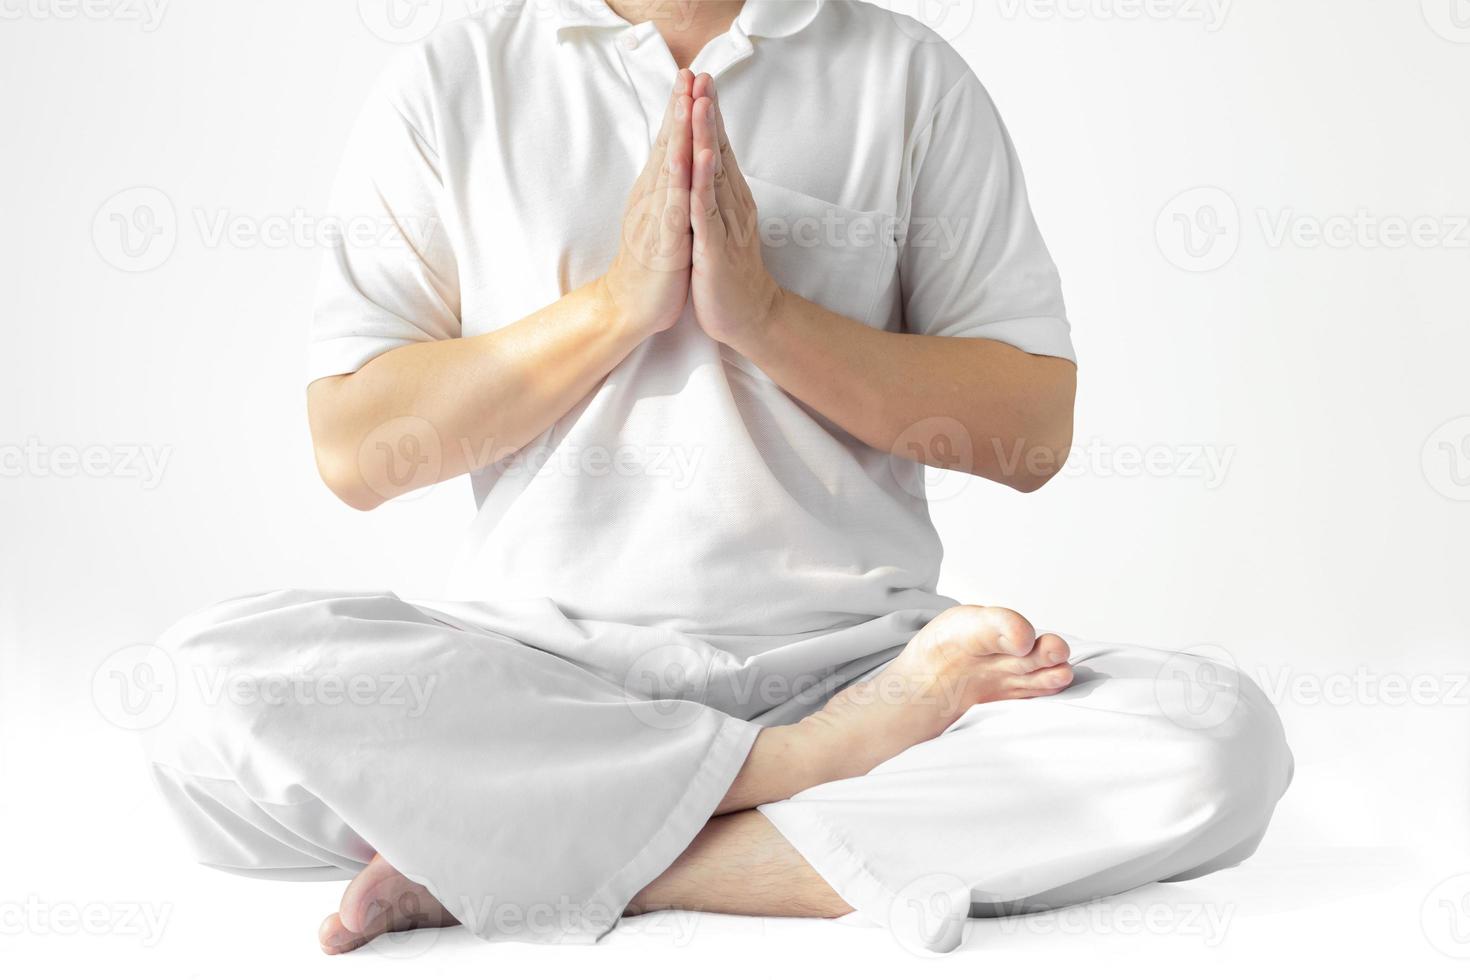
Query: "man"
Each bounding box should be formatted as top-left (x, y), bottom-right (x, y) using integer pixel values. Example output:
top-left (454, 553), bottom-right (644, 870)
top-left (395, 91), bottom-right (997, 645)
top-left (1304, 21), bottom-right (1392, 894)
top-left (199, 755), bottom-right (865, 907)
top-left (144, 0), bottom-right (1292, 955)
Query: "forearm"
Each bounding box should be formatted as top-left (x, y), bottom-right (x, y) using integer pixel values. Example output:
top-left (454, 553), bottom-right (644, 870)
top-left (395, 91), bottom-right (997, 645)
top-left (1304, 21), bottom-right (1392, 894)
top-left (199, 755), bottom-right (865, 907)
top-left (730, 291), bottom-right (1077, 492)
top-left (307, 277), bottom-right (644, 509)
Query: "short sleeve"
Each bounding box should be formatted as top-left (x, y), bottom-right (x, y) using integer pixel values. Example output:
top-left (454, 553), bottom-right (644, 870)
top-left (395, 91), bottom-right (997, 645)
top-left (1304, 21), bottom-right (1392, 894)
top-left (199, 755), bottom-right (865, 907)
top-left (899, 72), bottom-right (1074, 362)
top-left (308, 63), bottom-right (461, 384)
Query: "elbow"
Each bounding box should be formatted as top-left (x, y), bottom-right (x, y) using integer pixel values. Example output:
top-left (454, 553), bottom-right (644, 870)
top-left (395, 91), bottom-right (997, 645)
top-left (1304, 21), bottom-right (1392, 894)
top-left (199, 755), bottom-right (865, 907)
top-left (1007, 367), bottom-right (1076, 493)
top-left (314, 444), bottom-right (384, 512)
top-left (307, 375), bottom-right (390, 512)
top-left (1006, 441), bottom-right (1070, 494)
top-left (997, 402), bottom-right (1074, 494)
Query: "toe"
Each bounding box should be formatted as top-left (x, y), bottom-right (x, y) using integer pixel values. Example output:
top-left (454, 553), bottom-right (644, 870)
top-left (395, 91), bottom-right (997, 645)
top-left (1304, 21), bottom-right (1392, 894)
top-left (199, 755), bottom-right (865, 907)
top-left (325, 853), bottom-right (458, 954)
top-left (941, 605), bottom-right (1036, 657)
top-left (1014, 663), bottom-right (1074, 694)
top-left (339, 854), bottom-right (401, 933)
top-left (319, 913), bottom-right (376, 955)
top-left (1006, 633), bottom-right (1071, 673)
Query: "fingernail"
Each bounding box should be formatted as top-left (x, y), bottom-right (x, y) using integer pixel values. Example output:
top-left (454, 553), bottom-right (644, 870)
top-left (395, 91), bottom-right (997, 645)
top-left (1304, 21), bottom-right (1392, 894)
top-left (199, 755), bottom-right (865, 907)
top-left (676, 101), bottom-right (687, 120)
top-left (706, 103), bottom-right (715, 122)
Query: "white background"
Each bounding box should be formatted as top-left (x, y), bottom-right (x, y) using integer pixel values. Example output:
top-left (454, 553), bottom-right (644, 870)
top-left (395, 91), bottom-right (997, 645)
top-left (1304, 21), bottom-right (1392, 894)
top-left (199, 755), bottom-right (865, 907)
top-left (1, 0), bottom-right (1467, 975)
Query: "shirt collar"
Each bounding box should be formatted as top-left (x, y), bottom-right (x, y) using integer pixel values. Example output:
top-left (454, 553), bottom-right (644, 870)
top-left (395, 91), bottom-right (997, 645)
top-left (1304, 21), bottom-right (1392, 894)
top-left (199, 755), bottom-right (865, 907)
top-left (736, 0), bottom-right (823, 39)
top-left (552, 0), bottom-right (627, 32)
top-left (552, 1), bottom-right (823, 39)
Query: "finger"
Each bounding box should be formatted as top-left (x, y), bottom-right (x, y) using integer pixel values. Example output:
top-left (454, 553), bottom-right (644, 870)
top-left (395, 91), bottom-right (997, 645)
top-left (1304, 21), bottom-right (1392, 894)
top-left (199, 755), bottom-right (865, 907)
top-left (708, 79), bottom-right (755, 209)
top-left (711, 123), bottom-right (741, 224)
top-left (691, 71), bottom-right (713, 103)
top-left (697, 87), bottom-right (747, 248)
top-left (707, 94), bottom-right (755, 258)
top-left (636, 70), bottom-right (693, 197)
top-left (659, 95), bottom-right (693, 255)
top-left (691, 100), bottom-right (724, 251)
top-left (692, 146), bottom-right (724, 251)
top-left (654, 94), bottom-right (692, 194)
top-left (692, 95), bottom-right (718, 180)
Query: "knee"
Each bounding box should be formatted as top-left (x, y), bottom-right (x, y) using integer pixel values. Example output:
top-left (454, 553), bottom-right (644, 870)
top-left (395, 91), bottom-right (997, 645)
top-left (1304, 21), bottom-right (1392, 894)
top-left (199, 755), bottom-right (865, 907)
top-left (157, 589), bottom-right (320, 661)
top-left (1151, 654), bottom-right (1294, 842)
top-left (147, 590), bottom-right (328, 759)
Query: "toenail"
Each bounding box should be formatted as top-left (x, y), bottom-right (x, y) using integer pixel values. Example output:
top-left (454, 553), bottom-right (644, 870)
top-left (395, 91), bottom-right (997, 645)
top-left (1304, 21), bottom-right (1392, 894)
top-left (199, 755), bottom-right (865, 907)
top-left (322, 926), bottom-right (355, 949)
top-left (359, 900), bottom-right (386, 932)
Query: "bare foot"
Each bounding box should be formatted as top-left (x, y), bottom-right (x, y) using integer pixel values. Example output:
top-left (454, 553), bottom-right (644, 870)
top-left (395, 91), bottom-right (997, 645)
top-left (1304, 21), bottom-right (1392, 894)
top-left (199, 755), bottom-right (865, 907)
top-left (320, 607), bottom-right (1067, 950)
top-left (796, 605), bottom-right (1072, 782)
top-left (318, 853), bottom-right (458, 955)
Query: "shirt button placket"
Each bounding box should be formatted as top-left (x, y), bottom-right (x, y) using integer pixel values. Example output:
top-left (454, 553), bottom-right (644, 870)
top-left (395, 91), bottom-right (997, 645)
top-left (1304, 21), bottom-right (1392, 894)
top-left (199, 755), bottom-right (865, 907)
top-left (618, 26), bottom-right (677, 146)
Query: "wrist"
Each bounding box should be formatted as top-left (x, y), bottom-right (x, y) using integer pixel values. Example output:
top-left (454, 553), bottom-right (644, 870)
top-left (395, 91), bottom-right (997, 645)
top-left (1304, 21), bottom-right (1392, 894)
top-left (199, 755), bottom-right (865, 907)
top-left (592, 273), bottom-right (643, 344)
top-left (728, 282), bottom-right (788, 361)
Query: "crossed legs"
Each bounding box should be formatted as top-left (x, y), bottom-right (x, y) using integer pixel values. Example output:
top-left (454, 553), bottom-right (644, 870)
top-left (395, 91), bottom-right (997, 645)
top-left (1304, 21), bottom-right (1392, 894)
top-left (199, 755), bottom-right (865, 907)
top-left (144, 593), bottom-right (1290, 955)
top-left (318, 604), bottom-right (1073, 952)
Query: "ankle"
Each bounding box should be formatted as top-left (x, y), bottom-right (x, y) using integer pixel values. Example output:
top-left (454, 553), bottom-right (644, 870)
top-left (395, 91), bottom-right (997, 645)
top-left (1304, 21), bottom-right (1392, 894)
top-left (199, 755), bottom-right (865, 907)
top-left (784, 713), bottom-right (855, 789)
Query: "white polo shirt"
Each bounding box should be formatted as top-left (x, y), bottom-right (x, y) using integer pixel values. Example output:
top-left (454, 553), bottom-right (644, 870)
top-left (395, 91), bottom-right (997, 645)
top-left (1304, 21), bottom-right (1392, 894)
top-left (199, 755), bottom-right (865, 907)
top-left (312, 0), bottom-right (1073, 636)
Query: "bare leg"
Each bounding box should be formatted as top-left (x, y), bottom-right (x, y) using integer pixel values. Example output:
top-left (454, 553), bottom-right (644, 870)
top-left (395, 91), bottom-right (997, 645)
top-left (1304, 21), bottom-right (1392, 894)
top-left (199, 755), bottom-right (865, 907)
top-left (321, 605), bottom-right (1071, 953)
top-left (715, 605), bottom-right (1071, 813)
top-left (626, 810), bottom-right (850, 918)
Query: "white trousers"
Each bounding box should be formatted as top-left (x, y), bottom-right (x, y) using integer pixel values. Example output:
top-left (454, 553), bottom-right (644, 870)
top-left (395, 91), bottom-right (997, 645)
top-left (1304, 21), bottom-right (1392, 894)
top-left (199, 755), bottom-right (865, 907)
top-left (142, 590), bottom-right (1292, 953)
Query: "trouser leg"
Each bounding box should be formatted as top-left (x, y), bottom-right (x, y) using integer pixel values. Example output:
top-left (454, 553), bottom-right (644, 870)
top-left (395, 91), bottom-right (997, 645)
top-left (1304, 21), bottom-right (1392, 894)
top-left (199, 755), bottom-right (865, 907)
top-left (758, 637), bottom-right (1293, 952)
top-left (143, 589), bottom-right (760, 943)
